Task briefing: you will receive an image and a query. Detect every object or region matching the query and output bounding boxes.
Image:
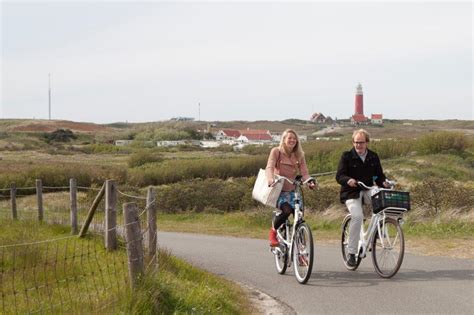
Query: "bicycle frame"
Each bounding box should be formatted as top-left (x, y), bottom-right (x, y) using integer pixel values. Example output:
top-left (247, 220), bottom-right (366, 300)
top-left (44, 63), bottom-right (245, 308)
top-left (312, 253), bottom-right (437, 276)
top-left (357, 211), bottom-right (390, 258)
top-left (274, 187), bottom-right (303, 267)
top-left (354, 182), bottom-right (407, 259)
top-left (272, 175), bottom-right (313, 266)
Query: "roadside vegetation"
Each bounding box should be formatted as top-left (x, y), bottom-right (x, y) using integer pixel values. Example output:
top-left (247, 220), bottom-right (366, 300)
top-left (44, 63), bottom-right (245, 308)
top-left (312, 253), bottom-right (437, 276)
top-left (0, 218), bottom-right (253, 314)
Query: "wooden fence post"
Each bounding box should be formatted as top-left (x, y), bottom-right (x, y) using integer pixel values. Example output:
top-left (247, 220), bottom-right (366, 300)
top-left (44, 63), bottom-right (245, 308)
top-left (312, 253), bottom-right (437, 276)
top-left (70, 178), bottom-right (78, 235)
top-left (146, 186), bottom-right (157, 264)
top-left (105, 179), bottom-right (117, 250)
top-left (10, 183), bottom-right (17, 220)
top-left (78, 182), bottom-right (105, 238)
top-left (123, 202), bottom-right (144, 288)
top-left (36, 179), bottom-right (43, 222)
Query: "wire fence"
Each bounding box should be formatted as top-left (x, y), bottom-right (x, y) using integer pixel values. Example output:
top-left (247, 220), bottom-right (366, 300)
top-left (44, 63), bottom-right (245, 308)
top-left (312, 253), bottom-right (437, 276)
top-left (0, 236), bottom-right (128, 314)
top-left (0, 179), bottom-right (158, 314)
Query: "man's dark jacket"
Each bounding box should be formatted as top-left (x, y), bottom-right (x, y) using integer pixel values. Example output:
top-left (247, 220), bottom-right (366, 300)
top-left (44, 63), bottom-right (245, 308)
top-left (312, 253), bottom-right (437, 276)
top-left (335, 148), bottom-right (386, 203)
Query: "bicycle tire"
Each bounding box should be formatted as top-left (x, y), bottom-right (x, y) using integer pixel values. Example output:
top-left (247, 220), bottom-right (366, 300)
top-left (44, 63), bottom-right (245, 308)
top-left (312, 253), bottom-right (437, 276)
top-left (371, 217), bottom-right (404, 278)
top-left (341, 215), bottom-right (362, 270)
top-left (274, 229), bottom-right (288, 274)
top-left (292, 222), bottom-right (314, 284)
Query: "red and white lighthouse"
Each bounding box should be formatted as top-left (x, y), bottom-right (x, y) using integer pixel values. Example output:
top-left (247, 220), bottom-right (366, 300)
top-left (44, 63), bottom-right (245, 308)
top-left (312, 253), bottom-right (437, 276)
top-left (351, 83), bottom-right (368, 124)
top-left (355, 83), bottom-right (364, 115)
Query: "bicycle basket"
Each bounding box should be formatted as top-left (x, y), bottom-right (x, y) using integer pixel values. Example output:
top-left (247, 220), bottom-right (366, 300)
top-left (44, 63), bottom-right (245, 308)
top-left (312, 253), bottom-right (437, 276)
top-left (371, 190), bottom-right (410, 214)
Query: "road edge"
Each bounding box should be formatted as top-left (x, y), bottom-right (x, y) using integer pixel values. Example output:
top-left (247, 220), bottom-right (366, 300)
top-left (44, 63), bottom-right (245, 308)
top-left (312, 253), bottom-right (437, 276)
top-left (238, 282), bottom-right (296, 315)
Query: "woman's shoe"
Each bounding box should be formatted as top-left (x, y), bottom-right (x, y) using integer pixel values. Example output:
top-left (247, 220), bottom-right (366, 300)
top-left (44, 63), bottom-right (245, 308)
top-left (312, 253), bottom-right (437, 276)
top-left (269, 228), bottom-right (279, 247)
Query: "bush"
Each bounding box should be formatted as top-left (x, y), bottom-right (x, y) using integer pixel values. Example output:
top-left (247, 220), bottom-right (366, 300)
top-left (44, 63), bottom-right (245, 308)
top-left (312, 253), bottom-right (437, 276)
top-left (152, 177), bottom-right (340, 213)
top-left (416, 131), bottom-right (468, 155)
top-left (303, 185), bottom-right (340, 212)
top-left (79, 143), bottom-right (130, 154)
top-left (154, 178), bottom-right (255, 212)
top-left (241, 145), bottom-right (272, 155)
top-left (411, 177), bottom-right (474, 216)
top-left (0, 164), bottom-right (127, 193)
top-left (304, 141), bottom-right (347, 173)
top-left (43, 129), bottom-right (77, 143)
top-left (128, 156), bottom-right (268, 186)
top-left (128, 151), bottom-right (163, 168)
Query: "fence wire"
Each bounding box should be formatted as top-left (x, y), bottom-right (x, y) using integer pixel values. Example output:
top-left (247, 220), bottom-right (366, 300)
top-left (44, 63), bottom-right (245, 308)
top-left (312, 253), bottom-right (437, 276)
top-left (0, 182), bottom-right (159, 313)
top-left (0, 234), bottom-right (128, 314)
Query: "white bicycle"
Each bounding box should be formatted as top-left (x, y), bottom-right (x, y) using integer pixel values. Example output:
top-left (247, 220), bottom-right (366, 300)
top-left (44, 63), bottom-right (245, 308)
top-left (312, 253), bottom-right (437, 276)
top-left (270, 175), bottom-right (316, 284)
top-left (341, 181), bottom-right (410, 278)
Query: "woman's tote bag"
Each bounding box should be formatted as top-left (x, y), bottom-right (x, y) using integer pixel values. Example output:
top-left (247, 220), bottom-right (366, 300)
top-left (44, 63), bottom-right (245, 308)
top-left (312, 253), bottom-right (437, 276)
top-left (252, 169), bottom-right (283, 208)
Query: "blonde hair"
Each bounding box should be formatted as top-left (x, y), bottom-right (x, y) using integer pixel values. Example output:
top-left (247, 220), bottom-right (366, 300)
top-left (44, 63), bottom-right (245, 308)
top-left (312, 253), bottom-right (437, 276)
top-left (279, 129), bottom-right (304, 160)
top-left (352, 129), bottom-right (370, 143)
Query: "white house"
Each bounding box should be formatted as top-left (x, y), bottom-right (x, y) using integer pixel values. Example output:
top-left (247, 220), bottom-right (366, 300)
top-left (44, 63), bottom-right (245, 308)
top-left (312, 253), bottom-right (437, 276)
top-left (215, 129), bottom-right (241, 141)
top-left (114, 140), bottom-right (133, 146)
top-left (200, 141), bottom-right (221, 148)
top-left (156, 140), bottom-right (186, 147)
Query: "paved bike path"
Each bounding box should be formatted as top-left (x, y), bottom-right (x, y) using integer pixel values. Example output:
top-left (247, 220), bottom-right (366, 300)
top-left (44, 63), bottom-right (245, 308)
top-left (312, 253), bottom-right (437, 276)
top-left (157, 232), bottom-right (474, 314)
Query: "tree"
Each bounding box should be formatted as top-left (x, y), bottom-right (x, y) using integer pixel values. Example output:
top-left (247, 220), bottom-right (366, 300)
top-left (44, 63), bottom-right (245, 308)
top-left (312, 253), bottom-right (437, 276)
top-left (44, 129), bottom-right (77, 143)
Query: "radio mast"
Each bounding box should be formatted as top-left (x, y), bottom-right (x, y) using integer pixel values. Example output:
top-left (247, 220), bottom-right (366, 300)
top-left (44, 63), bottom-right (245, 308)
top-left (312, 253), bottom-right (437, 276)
top-left (48, 73), bottom-right (51, 120)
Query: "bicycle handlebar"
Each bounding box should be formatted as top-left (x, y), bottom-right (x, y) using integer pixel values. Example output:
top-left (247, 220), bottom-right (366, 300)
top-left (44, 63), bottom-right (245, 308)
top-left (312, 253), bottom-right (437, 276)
top-left (357, 180), bottom-right (395, 190)
top-left (273, 174), bottom-right (317, 186)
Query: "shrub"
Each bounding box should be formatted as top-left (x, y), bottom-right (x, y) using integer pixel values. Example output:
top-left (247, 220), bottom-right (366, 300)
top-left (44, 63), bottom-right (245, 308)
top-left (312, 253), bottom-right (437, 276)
top-left (303, 185), bottom-right (340, 212)
top-left (154, 178), bottom-right (255, 212)
top-left (303, 141), bottom-right (346, 173)
top-left (43, 129), bottom-right (77, 143)
top-left (411, 177), bottom-right (474, 216)
top-left (128, 156), bottom-right (268, 186)
top-left (416, 131), bottom-right (468, 155)
top-left (81, 143), bottom-right (127, 154)
top-left (0, 164), bottom-right (127, 194)
top-left (152, 177), bottom-right (339, 213)
top-left (241, 145), bottom-right (272, 155)
top-left (128, 151), bottom-right (163, 168)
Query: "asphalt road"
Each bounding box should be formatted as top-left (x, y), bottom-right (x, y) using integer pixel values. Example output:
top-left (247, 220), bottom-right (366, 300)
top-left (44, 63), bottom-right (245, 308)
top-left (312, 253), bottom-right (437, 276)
top-left (157, 232), bottom-right (474, 314)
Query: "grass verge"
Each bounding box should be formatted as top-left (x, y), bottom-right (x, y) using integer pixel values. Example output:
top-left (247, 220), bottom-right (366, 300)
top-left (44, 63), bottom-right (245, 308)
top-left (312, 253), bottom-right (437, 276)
top-left (0, 219), bottom-right (253, 314)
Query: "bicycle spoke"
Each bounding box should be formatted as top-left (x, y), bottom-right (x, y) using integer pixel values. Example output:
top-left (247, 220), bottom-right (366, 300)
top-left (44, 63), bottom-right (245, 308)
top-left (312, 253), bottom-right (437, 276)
top-left (372, 218), bottom-right (405, 278)
top-left (293, 223), bottom-right (313, 284)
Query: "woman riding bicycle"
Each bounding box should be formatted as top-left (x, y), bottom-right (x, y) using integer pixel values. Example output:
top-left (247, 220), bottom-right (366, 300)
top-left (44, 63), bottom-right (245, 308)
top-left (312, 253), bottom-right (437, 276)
top-left (266, 129), bottom-right (316, 247)
top-left (335, 129), bottom-right (390, 267)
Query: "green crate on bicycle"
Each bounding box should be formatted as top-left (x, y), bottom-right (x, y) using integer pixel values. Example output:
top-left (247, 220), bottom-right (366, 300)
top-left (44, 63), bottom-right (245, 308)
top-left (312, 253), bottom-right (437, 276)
top-left (371, 190), bottom-right (411, 213)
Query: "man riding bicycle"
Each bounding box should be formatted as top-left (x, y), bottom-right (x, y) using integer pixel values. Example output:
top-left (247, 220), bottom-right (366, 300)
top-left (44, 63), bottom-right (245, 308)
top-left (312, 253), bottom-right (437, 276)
top-left (335, 129), bottom-right (390, 267)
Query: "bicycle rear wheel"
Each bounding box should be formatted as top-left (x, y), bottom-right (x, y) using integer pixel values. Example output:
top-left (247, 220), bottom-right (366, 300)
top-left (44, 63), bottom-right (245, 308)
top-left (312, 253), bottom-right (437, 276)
top-left (371, 217), bottom-right (404, 278)
top-left (274, 229), bottom-right (288, 274)
top-left (292, 222), bottom-right (314, 284)
top-left (341, 215), bottom-right (362, 270)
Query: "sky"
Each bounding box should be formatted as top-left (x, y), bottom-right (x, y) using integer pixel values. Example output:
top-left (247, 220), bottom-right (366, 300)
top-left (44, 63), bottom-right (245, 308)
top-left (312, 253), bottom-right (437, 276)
top-left (1, 0), bottom-right (472, 123)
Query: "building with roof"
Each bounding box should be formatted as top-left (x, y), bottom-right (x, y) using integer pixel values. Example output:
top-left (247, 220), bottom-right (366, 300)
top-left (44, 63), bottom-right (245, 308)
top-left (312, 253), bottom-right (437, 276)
top-left (371, 114), bottom-right (383, 125)
top-left (215, 129), bottom-right (241, 141)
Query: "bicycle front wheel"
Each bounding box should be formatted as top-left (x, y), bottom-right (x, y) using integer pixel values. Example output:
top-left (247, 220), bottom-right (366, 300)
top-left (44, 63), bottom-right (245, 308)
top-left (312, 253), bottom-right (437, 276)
top-left (292, 222), bottom-right (314, 284)
top-left (371, 217), bottom-right (404, 278)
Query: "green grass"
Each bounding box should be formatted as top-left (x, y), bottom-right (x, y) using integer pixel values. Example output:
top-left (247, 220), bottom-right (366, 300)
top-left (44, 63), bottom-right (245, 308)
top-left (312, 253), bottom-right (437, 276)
top-left (385, 154), bottom-right (474, 182)
top-left (403, 219), bottom-right (474, 239)
top-left (0, 219), bottom-right (129, 314)
top-left (121, 249), bottom-right (252, 314)
top-left (0, 219), bottom-right (253, 314)
top-left (157, 209), bottom-right (474, 241)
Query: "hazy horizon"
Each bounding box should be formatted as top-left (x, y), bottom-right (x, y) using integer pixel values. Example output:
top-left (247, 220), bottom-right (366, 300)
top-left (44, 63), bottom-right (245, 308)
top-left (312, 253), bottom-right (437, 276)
top-left (1, 1), bottom-right (472, 123)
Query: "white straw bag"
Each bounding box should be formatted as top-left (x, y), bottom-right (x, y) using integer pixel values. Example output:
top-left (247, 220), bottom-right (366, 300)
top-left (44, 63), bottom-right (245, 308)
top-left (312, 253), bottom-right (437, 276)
top-left (252, 169), bottom-right (283, 208)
